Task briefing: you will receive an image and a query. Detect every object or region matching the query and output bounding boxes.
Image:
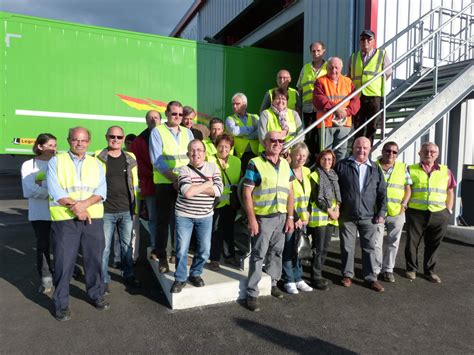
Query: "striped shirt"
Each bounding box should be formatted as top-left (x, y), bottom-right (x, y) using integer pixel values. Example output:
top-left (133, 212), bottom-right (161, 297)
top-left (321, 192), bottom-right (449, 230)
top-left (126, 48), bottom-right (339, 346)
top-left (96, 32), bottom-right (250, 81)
top-left (175, 162), bottom-right (223, 218)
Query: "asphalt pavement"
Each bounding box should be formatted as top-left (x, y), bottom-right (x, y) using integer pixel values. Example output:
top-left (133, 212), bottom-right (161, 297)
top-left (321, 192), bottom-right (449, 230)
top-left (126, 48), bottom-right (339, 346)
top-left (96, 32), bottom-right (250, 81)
top-left (0, 174), bottom-right (473, 354)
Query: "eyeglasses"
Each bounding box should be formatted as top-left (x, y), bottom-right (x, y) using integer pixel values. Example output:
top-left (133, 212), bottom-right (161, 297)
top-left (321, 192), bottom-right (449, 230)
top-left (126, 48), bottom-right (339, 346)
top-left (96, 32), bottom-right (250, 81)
top-left (107, 135), bottom-right (124, 140)
top-left (170, 112), bottom-right (184, 117)
top-left (189, 149), bottom-right (205, 153)
top-left (384, 149), bottom-right (398, 155)
top-left (268, 138), bottom-right (285, 144)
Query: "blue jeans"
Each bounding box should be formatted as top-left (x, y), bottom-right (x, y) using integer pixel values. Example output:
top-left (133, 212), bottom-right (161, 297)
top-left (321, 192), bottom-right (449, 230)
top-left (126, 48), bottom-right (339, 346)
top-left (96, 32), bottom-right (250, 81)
top-left (174, 215), bottom-right (213, 282)
top-left (139, 195), bottom-right (157, 248)
top-left (102, 211), bottom-right (135, 283)
top-left (282, 231), bottom-right (303, 283)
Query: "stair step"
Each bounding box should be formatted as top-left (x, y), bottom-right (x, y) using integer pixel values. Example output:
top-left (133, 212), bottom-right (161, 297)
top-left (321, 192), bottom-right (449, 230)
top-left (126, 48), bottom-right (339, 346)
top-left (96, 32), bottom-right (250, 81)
top-left (386, 110), bottom-right (413, 119)
top-left (388, 97), bottom-right (427, 109)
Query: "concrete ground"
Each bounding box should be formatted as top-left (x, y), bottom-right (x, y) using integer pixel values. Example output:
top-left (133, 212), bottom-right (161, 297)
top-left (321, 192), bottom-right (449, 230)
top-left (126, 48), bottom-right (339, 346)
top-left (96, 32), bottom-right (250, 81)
top-left (1, 174), bottom-right (473, 354)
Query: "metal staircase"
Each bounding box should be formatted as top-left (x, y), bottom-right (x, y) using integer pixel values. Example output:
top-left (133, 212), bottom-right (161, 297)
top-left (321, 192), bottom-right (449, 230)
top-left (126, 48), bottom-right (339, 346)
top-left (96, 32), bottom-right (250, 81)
top-left (286, 4), bottom-right (474, 159)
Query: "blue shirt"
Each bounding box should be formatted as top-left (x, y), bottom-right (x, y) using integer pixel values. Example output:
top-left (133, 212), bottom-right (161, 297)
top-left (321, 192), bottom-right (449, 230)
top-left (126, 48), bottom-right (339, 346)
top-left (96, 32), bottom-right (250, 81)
top-left (225, 113), bottom-right (258, 139)
top-left (349, 156), bottom-right (372, 192)
top-left (149, 124), bottom-right (194, 174)
top-left (47, 151), bottom-right (106, 202)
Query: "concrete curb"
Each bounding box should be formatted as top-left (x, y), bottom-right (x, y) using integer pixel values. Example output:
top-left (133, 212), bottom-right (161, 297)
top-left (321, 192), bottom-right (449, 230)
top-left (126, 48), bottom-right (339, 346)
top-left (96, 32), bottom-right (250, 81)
top-left (446, 225), bottom-right (474, 246)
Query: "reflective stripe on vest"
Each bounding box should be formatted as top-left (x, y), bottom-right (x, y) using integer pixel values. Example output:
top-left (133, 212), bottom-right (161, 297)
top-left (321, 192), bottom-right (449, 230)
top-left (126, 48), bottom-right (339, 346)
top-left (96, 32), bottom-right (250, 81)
top-left (252, 156), bottom-right (291, 215)
top-left (208, 155), bottom-right (241, 208)
top-left (351, 49), bottom-right (385, 96)
top-left (269, 87), bottom-right (298, 111)
top-left (259, 109), bottom-right (298, 152)
top-left (227, 113), bottom-right (259, 158)
top-left (49, 152), bottom-right (103, 221)
top-left (152, 125), bottom-right (190, 184)
top-left (315, 75), bottom-right (353, 128)
top-left (300, 62), bottom-right (328, 105)
top-left (377, 160), bottom-right (406, 216)
top-left (292, 166), bottom-right (311, 221)
top-left (408, 164), bottom-right (448, 212)
top-left (308, 170), bottom-right (338, 227)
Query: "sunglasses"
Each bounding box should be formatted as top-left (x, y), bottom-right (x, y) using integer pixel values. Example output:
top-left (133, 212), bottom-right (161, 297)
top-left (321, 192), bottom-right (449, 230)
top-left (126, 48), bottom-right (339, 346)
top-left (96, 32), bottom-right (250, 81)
top-left (384, 149), bottom-right (398, 154)
top-left (170, 112), bottom-right (184, 117)
top-left (107, 135), bottom-right (124, 140)
top-left (268, 138), bottom-right (285, 144)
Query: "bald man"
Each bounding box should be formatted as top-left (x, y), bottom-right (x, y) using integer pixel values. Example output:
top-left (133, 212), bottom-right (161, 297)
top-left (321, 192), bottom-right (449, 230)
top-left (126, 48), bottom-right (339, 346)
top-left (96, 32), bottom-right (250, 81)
top-left (335, 137), bottom-right (387, 292)
top-left (260, 69), bottom-right (301, 115)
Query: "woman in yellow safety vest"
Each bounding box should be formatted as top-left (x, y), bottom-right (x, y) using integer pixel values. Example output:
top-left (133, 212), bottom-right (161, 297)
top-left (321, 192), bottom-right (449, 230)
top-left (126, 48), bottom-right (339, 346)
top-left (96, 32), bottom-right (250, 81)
top-left (308, 149), bottom-right (341, 291)
top-left (281, 143), bottom-right (314, 294)
top-left (207, 133), bottom-right (242, 271)
top-left (258, 87), bottom-right (304, 153)
top-left (21, 133), bottom-right (57, 294)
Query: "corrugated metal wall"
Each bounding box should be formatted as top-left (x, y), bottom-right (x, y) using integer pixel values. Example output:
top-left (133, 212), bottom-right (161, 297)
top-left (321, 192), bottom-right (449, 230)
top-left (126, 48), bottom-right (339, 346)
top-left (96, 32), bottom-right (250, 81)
top-left (196, 0), bottom-right (253, 40)
top-left (180, 15), bottom-right (199, 40)
top-left (303, 0), bottom-right (363, 69)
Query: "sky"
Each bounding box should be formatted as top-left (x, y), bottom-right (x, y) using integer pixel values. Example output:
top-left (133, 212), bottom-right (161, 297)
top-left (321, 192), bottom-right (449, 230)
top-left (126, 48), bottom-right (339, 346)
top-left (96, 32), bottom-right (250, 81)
top-left (0, 0), bottom-right (194, 36)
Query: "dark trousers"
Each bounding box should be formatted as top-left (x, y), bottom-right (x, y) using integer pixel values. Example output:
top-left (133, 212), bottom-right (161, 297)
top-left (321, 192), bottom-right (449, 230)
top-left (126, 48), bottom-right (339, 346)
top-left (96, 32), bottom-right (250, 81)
top-left (210, 205), bottom-right (237, 261)
top-left (354, 95), bottom-right (382, 145)
top-left (51, 219), bottom-right (105, 312)
top-left (31, 220), bottom-right (53, 280)
top-left (303, 111), bottom-right (319, 163)
top-left (154, 183), bottom-right (177, 258)
top-left (311, 224), bottom-right (335, 281)
top-left (405, 208), bottom-right (449, 275)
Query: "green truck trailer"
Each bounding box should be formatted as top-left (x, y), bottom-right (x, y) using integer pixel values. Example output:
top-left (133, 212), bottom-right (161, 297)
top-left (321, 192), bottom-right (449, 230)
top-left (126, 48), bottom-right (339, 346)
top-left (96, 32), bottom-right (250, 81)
top-left (0, 12), bottom-right (301, 155)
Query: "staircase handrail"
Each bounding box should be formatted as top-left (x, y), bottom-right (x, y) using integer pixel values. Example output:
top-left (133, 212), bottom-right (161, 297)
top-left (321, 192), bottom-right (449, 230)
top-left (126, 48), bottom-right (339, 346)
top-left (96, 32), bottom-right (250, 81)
top-left (283, 2), bottom-right (474, 152)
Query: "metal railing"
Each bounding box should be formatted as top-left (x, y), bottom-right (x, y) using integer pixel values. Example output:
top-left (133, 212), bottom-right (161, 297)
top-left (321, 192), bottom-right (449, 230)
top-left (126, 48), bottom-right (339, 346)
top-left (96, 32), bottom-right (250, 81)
top-left (284, 3), bottom-right (474, 155)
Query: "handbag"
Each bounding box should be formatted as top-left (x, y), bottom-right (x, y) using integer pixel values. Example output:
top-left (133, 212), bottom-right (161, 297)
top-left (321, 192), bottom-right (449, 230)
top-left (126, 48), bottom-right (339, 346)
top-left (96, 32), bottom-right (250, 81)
top-left (214, 155), bottom-right (241, 210)
top-left (294, 228), bottom-right (312, 260)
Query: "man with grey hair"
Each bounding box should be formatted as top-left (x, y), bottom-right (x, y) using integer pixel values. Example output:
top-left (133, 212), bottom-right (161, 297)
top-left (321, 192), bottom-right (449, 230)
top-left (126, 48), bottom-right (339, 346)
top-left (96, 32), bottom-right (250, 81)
top-left (313, 57), bottom-right (360, 161)
top-left (405, 142), bottom-right (456, 283)
top-left (225, 92), bottom-right (259, 169)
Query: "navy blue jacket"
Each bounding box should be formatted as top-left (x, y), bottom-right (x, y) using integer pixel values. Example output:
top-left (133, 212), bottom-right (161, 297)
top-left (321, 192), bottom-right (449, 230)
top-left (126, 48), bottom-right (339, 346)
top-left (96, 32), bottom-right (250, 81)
top-left (335, 157), bottom-right (387, 221)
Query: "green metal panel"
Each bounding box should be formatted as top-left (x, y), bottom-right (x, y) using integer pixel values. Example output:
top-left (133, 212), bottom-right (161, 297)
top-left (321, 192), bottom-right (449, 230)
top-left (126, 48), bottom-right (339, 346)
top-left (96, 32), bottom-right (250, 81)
top-left (0, 12), bottom-right (301, 155)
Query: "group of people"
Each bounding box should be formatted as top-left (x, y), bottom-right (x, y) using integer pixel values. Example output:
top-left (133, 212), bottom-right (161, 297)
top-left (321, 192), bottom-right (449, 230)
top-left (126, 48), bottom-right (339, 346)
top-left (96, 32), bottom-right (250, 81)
top-left (21, 29), bottom-right (455, 319)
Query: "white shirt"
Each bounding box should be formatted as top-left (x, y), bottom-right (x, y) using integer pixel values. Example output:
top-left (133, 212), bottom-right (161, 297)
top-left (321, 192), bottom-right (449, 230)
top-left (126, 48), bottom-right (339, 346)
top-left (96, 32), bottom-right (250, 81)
top-left (21, 158), bottom-right (51, 221)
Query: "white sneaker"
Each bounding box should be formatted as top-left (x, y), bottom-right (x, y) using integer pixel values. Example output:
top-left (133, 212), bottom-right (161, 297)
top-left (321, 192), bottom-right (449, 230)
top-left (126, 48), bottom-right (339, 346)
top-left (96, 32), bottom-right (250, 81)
top-left (296, 280), bottom-right (313, 292)
top-left (284, 282), bottom-right (299, 294)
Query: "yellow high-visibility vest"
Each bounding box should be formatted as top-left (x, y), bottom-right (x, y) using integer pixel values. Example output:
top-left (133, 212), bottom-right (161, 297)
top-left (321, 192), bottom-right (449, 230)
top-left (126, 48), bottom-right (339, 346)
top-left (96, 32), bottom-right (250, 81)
top-left (409, 164), bottom-right (449, 212)
top-left (377, 160), bottom-right (406, 216)
top-left (268, 87), bottom-right (298, 111)
top-left (308, 170), bottom-right (338, 227)
top-left (292, 166), bottom-right (311, 222)
top-left (251, 156), bottom-right (291, 215)
top-left (227, 113), bottom-right (259, 158)
top-left (49, 152), bottom-right (103, 221)
top-left (350, 49), bottom-right (385, 96)
top-left (299, 61), bottom-right (328, 106)
top-left (208, 155), bottom-right (241, 208)
top-left (152, 125), bottom-right (190, 184)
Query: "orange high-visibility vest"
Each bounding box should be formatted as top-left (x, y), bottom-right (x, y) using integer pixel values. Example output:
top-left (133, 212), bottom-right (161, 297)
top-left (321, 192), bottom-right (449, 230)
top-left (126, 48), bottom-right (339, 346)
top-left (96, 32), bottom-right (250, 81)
top-left (315, 75), bottom-right (353, 128)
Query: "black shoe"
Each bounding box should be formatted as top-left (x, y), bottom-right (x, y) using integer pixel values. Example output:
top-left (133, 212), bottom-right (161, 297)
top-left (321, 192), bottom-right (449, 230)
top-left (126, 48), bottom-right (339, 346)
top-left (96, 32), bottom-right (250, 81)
top-left (124, 276), bottom-right (141, 288)
top-left (188, 275), bottom-right (205, 287)
top-left (55, 307), bottom-right (71, 321)
top-left (94, 296), bottom-right (110, 311)
top-left (246, 296), bottom-right (260, 312)
top-left (271, 286), bottom-right (284, 299)
top-left (170, 281), bottom-right (186, 293)
top-left (313, 279), bottom-right (329, 291)
top-left (104, 283), bottom-right (110, 295)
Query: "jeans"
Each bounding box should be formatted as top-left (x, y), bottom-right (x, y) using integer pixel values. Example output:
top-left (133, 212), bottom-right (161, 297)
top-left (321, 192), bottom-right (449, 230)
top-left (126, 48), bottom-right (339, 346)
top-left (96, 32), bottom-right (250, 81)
top-left (281, 231), bottom-right (303, 283)
top-left (31, 220), bottom-right (53, 285)
top-left (174, 215), bottom-right (213, 282)
top-left (139, 195), bottom-right (157, 249)
top-left (319, 126), bottom-right (351, 162)
top-left (102, 211), bottom-right (135, 283)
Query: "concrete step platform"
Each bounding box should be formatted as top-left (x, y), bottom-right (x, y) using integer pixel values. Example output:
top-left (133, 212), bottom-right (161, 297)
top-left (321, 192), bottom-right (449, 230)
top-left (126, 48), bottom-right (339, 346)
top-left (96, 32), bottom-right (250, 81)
top-left (147, 249), bottom-right (271, 309)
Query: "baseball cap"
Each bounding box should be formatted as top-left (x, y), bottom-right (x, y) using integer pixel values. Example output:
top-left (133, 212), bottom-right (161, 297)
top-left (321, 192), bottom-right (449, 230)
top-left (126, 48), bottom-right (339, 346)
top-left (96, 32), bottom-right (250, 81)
top-left (360, 29), bottom-right (375, 38)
